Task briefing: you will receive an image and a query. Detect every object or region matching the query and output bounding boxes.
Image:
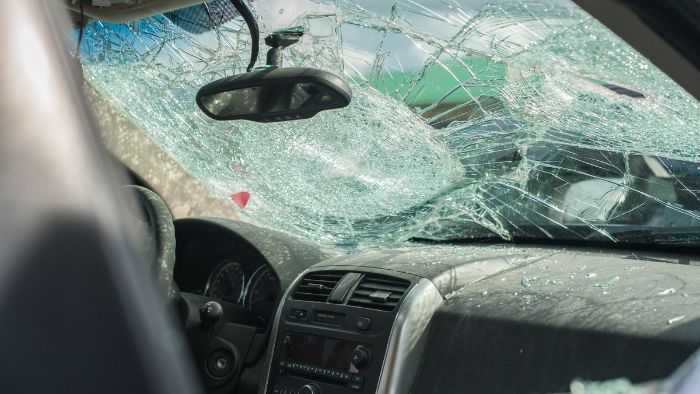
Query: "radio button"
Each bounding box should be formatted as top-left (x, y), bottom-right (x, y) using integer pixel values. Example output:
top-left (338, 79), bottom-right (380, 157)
top-left (356, 317), bottom-right (372, 331)
top-left (349, 375), bottom-right (364, 390)
top-left (288, 308), bottom-right (308, 321)
top-left (313, 311), bottom-right (344, 325)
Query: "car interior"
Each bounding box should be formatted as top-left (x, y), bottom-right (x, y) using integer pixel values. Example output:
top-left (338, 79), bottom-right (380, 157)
top-left (3, 1), bottom-right (700, 394)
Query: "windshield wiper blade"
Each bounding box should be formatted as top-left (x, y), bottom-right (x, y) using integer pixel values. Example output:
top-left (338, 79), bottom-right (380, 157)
top-left (409, 224), bottom-right (700, 247)
top-left (409, 234), bottom-right (502, 245)
top-left (604, 226), bottom-right (700, 244)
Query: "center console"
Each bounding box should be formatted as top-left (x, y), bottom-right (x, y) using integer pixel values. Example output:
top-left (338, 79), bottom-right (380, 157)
top-left (261, 268), bottom-right (440, 394)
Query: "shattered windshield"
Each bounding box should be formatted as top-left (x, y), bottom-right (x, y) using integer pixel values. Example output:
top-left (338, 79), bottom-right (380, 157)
top-left (80, 0), bottom-right (700, 248)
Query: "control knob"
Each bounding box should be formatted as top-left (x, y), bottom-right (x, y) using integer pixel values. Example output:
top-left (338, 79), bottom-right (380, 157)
top-left (299, 383), bottom-right (320, 394)
top-left (351, 345), bottom-right (371, 368)
top-left (199, 301), bottom-right (223, 327)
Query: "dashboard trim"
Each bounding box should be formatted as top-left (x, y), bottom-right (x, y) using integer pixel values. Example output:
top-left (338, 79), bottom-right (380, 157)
top-left (259, 269), bottom-right (444, 394)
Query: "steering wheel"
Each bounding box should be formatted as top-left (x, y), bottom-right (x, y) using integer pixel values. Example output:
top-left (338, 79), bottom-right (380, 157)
top-left (125, 185), bottom-right (266, 394)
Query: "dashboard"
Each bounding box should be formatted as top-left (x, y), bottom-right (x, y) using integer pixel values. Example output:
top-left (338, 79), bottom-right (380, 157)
top-left (169, 217), bottom-right (700, 394)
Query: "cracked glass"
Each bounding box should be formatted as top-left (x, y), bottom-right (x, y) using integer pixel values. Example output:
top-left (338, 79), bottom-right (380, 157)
top-left (80, 0), bottom-right (700, 248)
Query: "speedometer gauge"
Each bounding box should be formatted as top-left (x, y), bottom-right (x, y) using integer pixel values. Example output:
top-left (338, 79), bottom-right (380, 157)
top-left (204, 261), bottom-right (246, 304)
top-left (245, 267), bottom-right (280, 322)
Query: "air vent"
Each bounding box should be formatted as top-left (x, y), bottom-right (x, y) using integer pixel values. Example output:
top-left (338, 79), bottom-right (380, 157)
top-left (292, 271), bottom-right (344, 302)
top-left (348, 274), bottom-right (410, 312)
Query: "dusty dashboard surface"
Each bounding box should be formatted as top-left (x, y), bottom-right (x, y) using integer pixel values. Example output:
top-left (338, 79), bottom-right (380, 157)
top-left (314, 244), bottom-right (700, 393)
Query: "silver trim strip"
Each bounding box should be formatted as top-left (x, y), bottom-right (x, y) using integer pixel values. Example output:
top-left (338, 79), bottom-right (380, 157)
top-left (375, 278), bottom-right (444, 394)
top-left (259, 272), bottom-right (444, 394)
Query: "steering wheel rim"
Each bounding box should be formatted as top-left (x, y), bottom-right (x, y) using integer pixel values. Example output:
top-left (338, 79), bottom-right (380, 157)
top-left (124, 185), bottom-right (178, 302)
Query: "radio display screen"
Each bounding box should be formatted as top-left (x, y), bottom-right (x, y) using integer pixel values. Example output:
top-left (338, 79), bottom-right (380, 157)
top-left (286, 334), bottom-right (357, 371)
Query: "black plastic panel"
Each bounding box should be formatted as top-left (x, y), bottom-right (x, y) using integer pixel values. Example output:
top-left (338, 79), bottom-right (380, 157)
top-left (412, 309), bottom-right (698, 394)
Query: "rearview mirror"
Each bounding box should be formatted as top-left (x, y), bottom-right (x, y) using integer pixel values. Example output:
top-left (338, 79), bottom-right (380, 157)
top-left (196, 67), bottom-right (352, 122)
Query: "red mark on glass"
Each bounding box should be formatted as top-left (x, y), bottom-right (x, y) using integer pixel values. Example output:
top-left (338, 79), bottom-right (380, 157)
top-left (230, 191), bottom-right (250, 208)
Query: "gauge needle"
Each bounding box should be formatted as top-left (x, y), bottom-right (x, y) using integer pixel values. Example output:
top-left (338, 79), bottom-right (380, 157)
top-left (225, 268), bottom-right (243, 302)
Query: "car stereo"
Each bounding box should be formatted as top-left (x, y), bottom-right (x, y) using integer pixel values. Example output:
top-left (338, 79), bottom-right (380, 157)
top-left (263, 270), bottom-right (416, 394)
top-left (279, 333), bottom-right (369, 390)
